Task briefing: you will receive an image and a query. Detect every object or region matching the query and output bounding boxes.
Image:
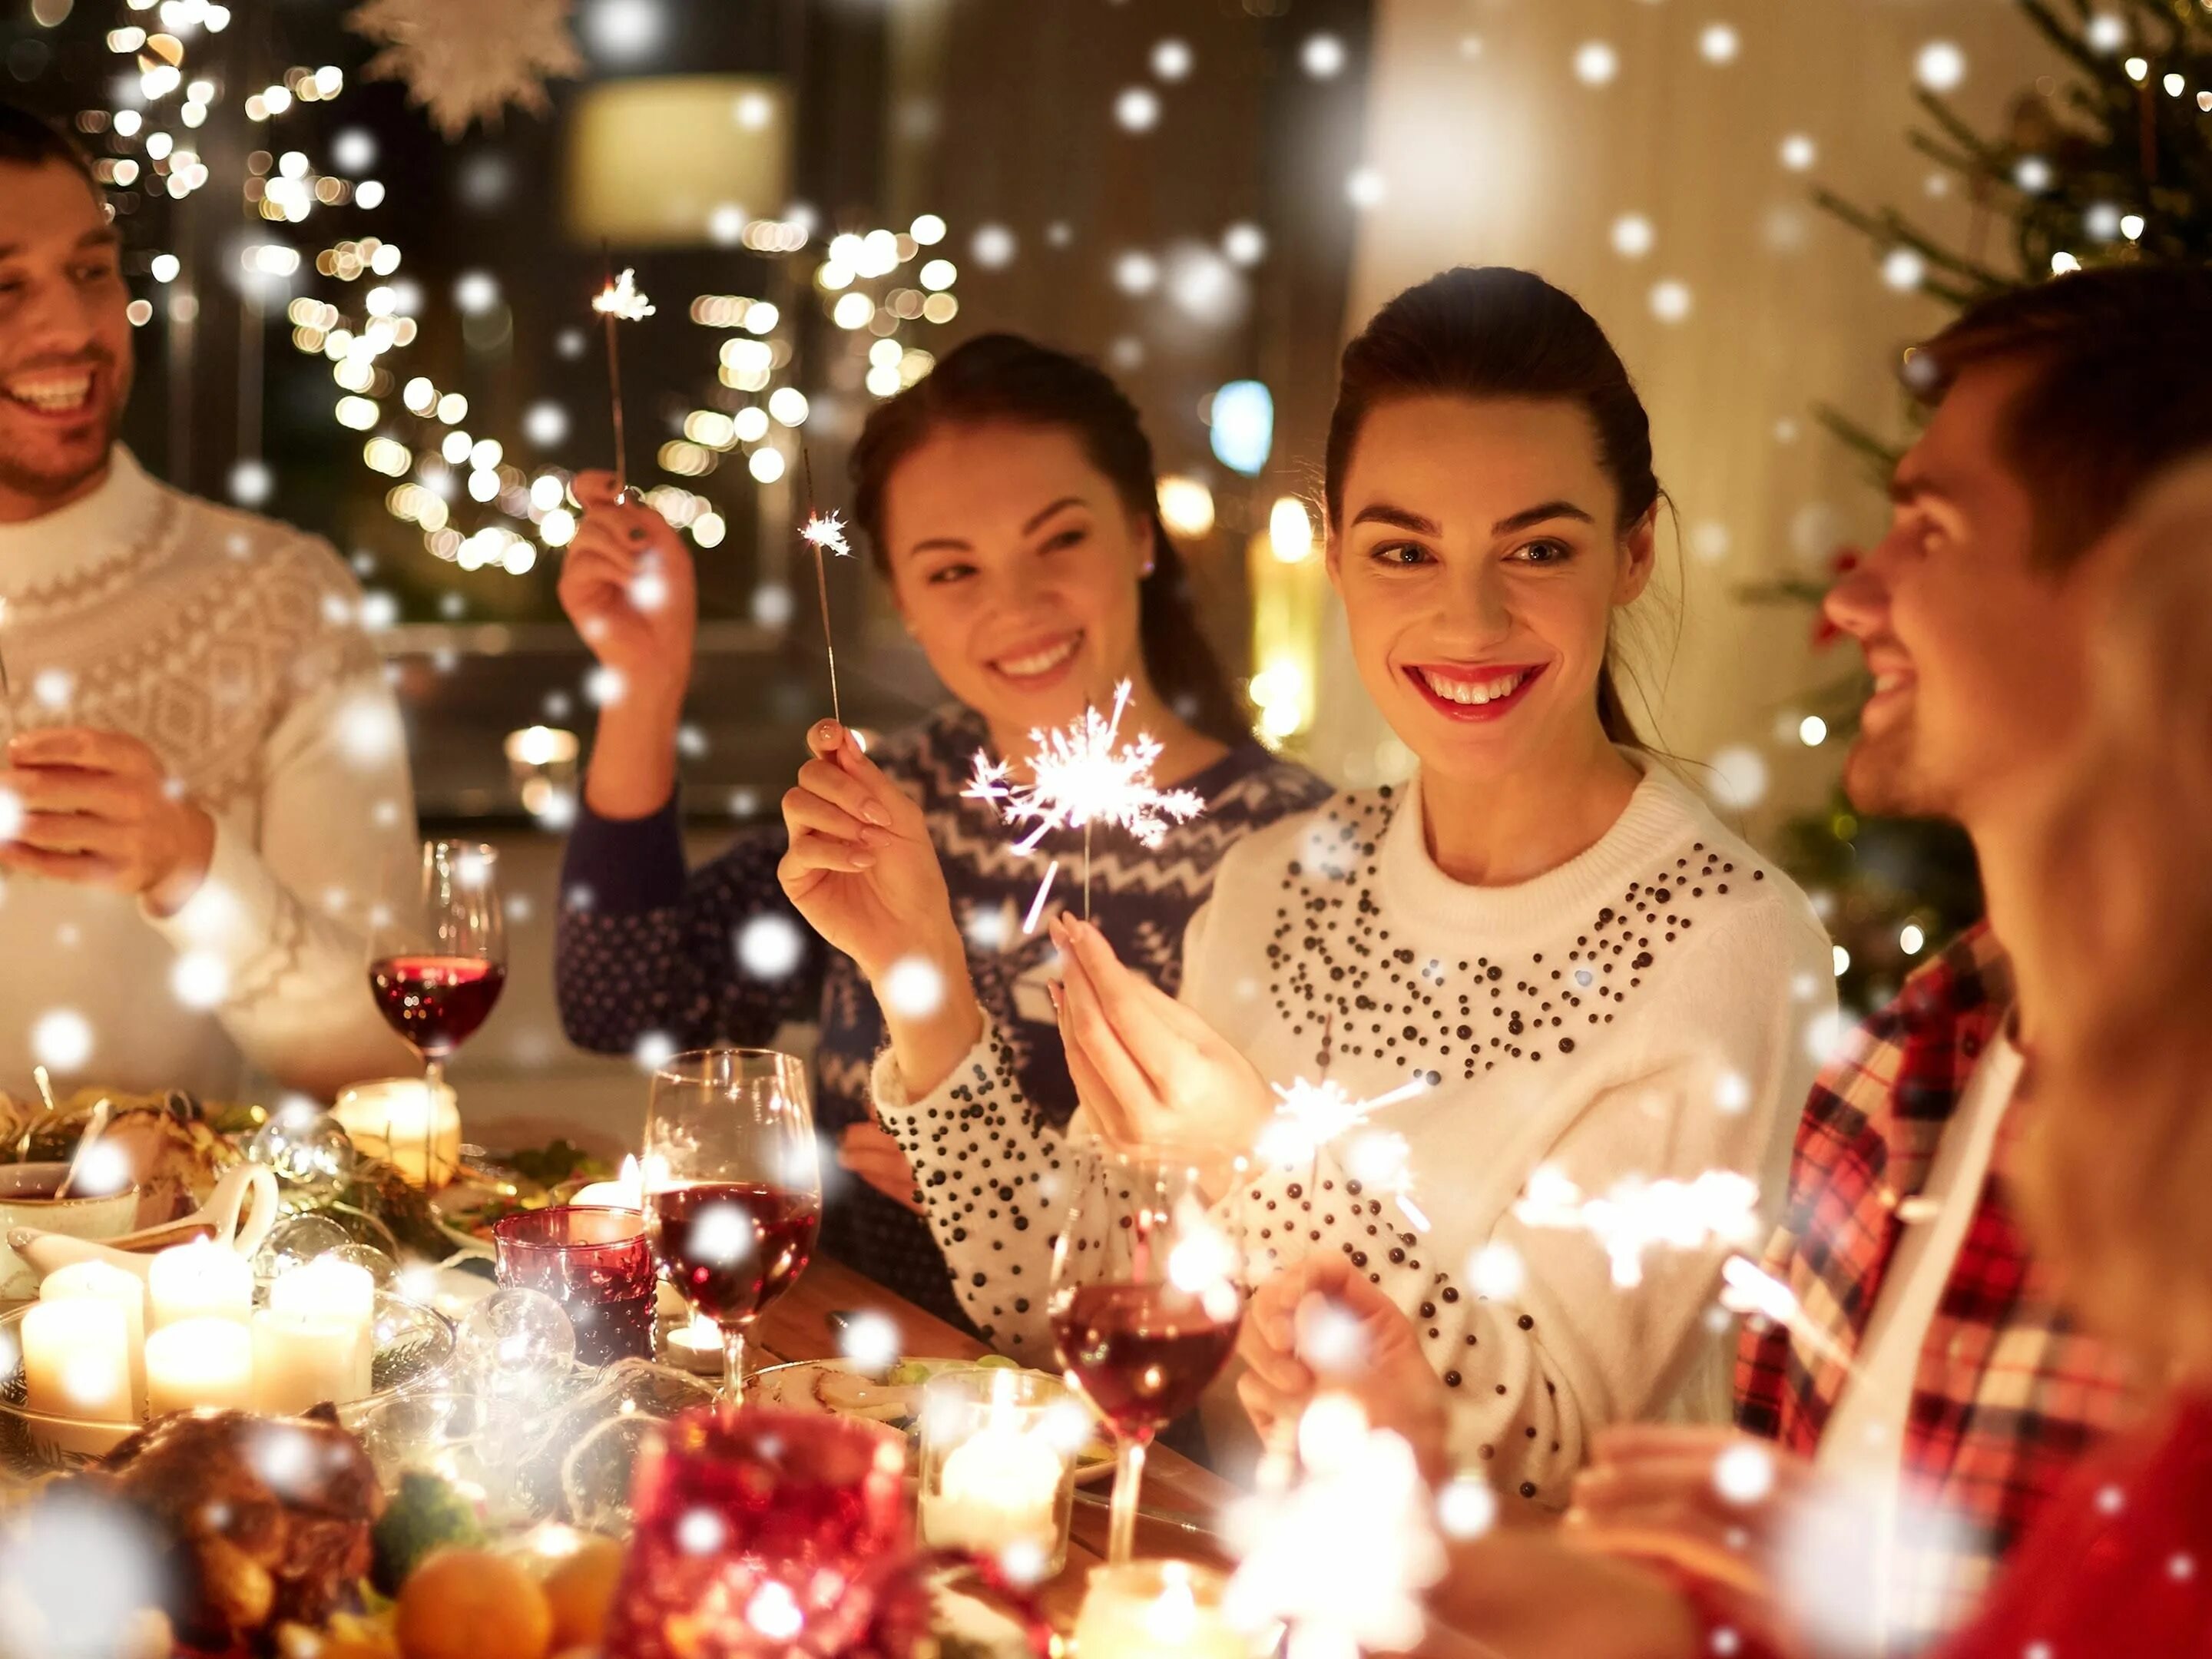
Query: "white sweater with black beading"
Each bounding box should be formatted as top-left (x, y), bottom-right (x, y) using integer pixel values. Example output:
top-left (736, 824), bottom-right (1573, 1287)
top-left (873, 759), bottom-right (1835, 1506)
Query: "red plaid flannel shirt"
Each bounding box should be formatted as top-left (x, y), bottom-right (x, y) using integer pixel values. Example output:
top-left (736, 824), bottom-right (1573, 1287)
top-left (1734, 922), bottom-right (2140, 1649)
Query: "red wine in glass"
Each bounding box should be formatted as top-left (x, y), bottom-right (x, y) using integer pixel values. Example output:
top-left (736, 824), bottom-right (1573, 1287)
top-left (647, 1181), bottom-right (820, 1326)
top-left (643, 1049), bottom-right (822, 1404)
top-left (367, 955), bottom-right (507, 1058)
top-left (1051, 1283), bottom-right (1241, 1442)
top-left (365, 842), bottom-right (506, 1184)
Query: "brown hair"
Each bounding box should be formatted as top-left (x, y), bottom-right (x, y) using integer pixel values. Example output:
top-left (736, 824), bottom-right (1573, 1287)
top-left (1910, 264), bottom-right (2212, 570)
top-left (0, 99), bottom-right (98, 192)
top-left (2017, 455), bottom-right (2212, 1377)
top-left (848, 333), bottom-right (1246, 745)
top-left (1323, 267), bottom-right (1660, 749)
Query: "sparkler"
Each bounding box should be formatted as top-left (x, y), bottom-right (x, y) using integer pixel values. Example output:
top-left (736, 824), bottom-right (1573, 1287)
top-left (799, 498), bottom-right (853, 727)
top-left (1512, 1164), bottom-right (1763, 1288)
top-left (591, 259), bottom-right (654, 501)
top-left (1256, 1074), bottom-right (1435, 1235)
top-left (1720, 1253), bottom-right (1861, 1376)
top-left (964, 679), bottom-right (1206, 919)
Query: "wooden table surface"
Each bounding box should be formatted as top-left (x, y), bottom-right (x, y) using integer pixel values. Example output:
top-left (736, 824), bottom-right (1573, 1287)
top-left (751, 1255), bottom-right (1240, 1628)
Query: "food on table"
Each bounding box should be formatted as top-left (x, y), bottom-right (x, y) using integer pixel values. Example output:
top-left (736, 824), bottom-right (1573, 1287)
top-left (371, 1470), bottom-right (487, 1595)
top-left (276, 1609), bottom-right (399, 1659)
top-left (53, 1404), bottom-right (384, 1651)
top-left (750, 1357), bottom-right (1114, 1477)
top-left (393, 1547), bottom-right (552, 1659)
top-left (0, 1085), bottom-right (234, 1230)
top-left (541, 1534), bottom-right (625, 1651)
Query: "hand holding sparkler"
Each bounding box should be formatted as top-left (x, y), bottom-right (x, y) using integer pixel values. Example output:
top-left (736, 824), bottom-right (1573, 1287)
top-left (1048, 912), bottom-right (1273, 1165)
top-left (1234, 1255), bottom-right (1452, 1482)
top-left (776, 721), bottom-right (982, 1091)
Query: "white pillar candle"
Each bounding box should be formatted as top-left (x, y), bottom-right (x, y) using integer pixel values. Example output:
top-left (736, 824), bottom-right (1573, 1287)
top-left (1072, 1562), bottom-right (1247, 1659)
top-left (331, 1078), bottom-right (462, 1189)
top-left (250, 1309), bottom-right (367, 1415)
top-left (39, 1259), bottom-right (148, 1417)
top-left (148, 1240), bottom-right (253, 1330)
top-left (145, 1318), bottom-right (253, 1416)
top-left (268, 1257), bottom-right (376, 1396)
top-left (21, 1299), bottom-right (135, 1455)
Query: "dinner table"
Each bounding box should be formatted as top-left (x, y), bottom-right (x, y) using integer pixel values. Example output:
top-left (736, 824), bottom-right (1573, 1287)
top-left (749, 1254), bottom-right (1240, 1630)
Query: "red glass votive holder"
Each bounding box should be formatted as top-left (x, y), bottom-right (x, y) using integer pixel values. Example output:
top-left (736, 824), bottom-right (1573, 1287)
top-left (603, 1406), bottom-right (912, 1659)
top-left (492, 1204), bottom-right (657, 1366)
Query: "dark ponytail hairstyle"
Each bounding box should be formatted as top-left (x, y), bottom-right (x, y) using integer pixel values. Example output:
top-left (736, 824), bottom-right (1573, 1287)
top-left (1323, 267), bottom-right (1661, 749)
top-left (849, 333), bottom-right (1248, 746)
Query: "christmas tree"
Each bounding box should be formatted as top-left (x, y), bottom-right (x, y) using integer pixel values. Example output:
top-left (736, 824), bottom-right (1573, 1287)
top-left (1759, 0), bottom-right (2211, 1013)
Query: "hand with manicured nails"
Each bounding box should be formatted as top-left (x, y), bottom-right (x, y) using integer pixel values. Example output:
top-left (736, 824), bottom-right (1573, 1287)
top-left (556, 469), bottom-right (698, 714)
top-left (1046, 912), bottom-right (1274, 1159)
top-left (777, 720), bottom-right (982, 1098)
top-left (0, 727), bottom-right (215, 915)
top-left (1236, 1253), bottom-right (1450, 1479)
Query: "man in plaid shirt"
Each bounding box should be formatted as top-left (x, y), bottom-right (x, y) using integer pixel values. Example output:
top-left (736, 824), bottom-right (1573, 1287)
top-left (1422, 267), bottom-right (2212, 1657)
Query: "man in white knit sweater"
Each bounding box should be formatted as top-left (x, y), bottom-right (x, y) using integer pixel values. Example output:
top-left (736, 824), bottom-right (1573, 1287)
top-left (0, 104), bottom-right (416, 1101)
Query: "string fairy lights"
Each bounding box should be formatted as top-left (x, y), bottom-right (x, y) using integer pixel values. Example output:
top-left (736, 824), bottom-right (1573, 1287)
top-left (964, 680), bottom-right (1207, 921)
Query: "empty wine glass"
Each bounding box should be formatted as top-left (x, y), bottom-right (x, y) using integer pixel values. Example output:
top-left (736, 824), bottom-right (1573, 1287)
top-left (365, 842), bottom-right (505, 1180)
top-left (642, 1049), bottom-right (821, 1405)
top-left (1048, 1141), bottom-right (1244, 1564)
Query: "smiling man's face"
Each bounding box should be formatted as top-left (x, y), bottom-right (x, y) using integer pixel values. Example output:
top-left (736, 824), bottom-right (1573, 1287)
top-left (0, 155), bottom-right (133, 520)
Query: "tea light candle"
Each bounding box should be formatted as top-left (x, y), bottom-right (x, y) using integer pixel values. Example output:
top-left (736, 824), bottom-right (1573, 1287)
top-left (148, 1239), bottom-right (253, 1330)
top-left (663, 1310), bottom-right (724, 1373)
top-left (332, 1078), bottom-right (462, 1189)
top-left (145, 1317), bottom-right (253, 1416)
top-left (250, 1309), bottom-right (366, 1415)
top-left (574, 1154), bottom-right (642, 1210)
top-left (1072, 1561), bottom-right (1247, 1659)
top-left (268, 1257), bottom-right (376, 1396)
top-left (22, 1298), bottom-right (135, 1455)
top-left (39, 1259), bottom-right (147, 1416)
top-left (924, 1382), bottom-right (1067, 1556)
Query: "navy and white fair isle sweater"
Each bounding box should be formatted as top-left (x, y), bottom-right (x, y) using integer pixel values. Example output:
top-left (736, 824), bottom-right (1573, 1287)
top-left (554, 704), bottom-right (1330, 1332)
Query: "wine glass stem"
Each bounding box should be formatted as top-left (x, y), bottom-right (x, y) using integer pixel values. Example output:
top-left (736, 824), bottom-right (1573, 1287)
top-left (1107, 1436), bottom-right (1147, 1565)
top-left (721, 1325), bottom-right (747, 1407)
top-left (422, 1057), bottom-right (445, 1185)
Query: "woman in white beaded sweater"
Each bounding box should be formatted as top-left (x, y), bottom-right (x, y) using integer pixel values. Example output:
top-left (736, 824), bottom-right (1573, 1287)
top-left (867, 267), bottom-right (1836, 1508)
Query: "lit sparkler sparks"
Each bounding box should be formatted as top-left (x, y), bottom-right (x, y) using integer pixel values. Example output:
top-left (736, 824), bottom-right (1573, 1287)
top-left (1256, 1074), bottom-right (1435, 1235)
top-left (964, 679), bottom-right (1206, 918)
top-left (1720, 1253), bottom-right (1860, 1376)
top-left (591, 261), bottom-right (654, 499)
top-left (1512, 1164), bottom-right (1763, 1289)
top-left (800, 508), bottom-right (853, 725)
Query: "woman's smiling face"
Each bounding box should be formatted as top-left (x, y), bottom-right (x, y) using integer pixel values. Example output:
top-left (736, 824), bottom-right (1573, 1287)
top-left (1330, 395), bottom-right (1654, 783)
top-left (878, 419), bottom-right (1151, 733)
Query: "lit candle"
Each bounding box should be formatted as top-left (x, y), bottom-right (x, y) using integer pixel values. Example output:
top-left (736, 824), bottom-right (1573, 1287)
top-left (148, 1239), bottom-right (253, 1330)
top-left (921, 1372), bottom-right (1069, 1558)
top-left (268, 1257), bottom-right (376, 1396)
top-left (331, 1078), bottom-right (462, 1189)
top-left (39, 1259), bottom-right (147, 1416)
top-left (1072, 1561), bottom-right (1247, 1659)
top-left (250, 1309), bottom-right (366, 1415)
top-left (663, 1310), bottom-right (724, 1373)
top-left (574, 1153), bottom-right (643, 1210)
top-left (144, 1318), bottom-right (253, 1416)
top-left (21, 1299), bottom-right (135, 1455)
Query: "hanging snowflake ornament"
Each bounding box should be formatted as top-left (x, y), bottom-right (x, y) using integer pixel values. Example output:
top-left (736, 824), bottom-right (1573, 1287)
top-left (348, 0), bottom-right (585, 141)
top-left (1513, 1164), bottom-right (1762, 1288)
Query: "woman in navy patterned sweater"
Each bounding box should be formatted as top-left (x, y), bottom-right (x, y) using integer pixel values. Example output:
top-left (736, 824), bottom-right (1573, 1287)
top-left (554, 335), bottom-right (1326, 1331)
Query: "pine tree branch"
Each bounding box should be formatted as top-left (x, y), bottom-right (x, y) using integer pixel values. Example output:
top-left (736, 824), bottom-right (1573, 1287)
top-left (1813, 190), bottom-right (2017, 294)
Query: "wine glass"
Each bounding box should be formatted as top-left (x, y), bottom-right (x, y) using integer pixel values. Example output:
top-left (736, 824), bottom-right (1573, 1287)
top-left (1048, 1142), bottom-right (1245, 1565)
top-left (365, 841), bottom-right (506, 1175)
top-left (642, 1049), bottom-right (822, 1405)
